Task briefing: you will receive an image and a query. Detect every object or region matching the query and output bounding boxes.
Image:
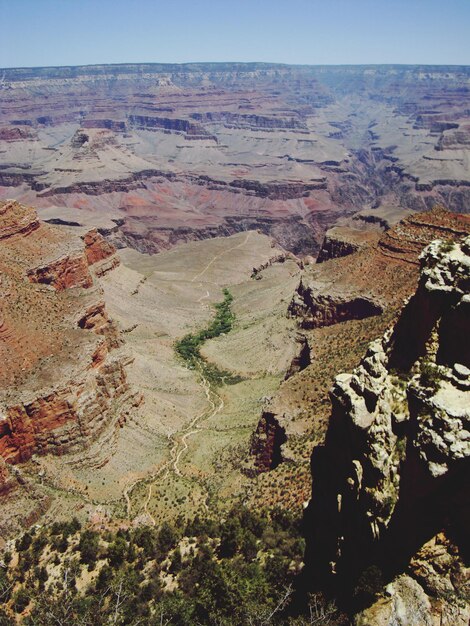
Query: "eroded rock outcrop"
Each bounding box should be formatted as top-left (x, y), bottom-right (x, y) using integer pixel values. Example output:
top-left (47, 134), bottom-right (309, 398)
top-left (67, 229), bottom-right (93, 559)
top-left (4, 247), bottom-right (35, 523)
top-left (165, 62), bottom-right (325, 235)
top-left (0, 200), bottom-right (137, 468)
top-left (284, 334), bottom-right (312, 380)
top-left (82, 228), bottom-right (116, 265)
top-left (251, 411), bottom-right (287, 473)
top-left (305, 236), bottom-right (470, 624)
top-left (27, 253), bottom-right (94, 290)
top-left (289, 279), bottom-right (384, 329)
top-left (0, 356), bottom-right (133, 464)
top-left (316, 226), bottom-right (377, 263)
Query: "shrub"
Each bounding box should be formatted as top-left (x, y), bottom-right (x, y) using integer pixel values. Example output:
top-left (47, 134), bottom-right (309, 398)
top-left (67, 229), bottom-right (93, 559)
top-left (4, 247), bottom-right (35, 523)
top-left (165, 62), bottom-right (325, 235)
top-left (78, 530), bottom-right (99, 565)
top-left (12, 588), bottom-right (30, 613)
top-left (420, 360), bottom-right (441, 392)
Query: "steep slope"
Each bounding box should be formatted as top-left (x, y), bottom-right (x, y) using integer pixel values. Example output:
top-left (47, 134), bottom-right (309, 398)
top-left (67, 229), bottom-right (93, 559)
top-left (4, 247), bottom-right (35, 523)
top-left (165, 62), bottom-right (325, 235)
top-left (305, 236), bottom-right (470, 624)
top-left (0, 200), bottom-right (138, 534)
top-left (248, 208), bottom-right (470, 514)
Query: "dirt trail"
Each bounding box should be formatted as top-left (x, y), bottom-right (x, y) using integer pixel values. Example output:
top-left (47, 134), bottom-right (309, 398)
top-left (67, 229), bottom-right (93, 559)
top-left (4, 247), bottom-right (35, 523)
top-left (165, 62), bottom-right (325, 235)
top-left (124, 366), bottom-right (224, 522)
top-left (124, 249), bottom-right (243, 522)
top-left (173, 370), bottom-right (224, 476)
top-left (191, 231), bottom-right (252, 283)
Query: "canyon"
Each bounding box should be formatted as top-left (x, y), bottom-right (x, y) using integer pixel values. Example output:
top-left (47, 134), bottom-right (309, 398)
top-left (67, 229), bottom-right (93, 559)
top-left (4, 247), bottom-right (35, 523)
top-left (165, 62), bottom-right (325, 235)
top-left (0, 64), bottom-right (469, 259)
top-left (0, 62), bottom-right (469, 624)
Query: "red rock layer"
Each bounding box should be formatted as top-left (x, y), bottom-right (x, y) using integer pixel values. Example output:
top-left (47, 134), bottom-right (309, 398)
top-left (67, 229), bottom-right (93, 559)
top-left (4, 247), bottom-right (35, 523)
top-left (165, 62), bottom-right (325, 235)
top-left (0, 200), bottom-right (136, 466)
top-left (27, 254), bottom-right (93, 290)
top-left (82, 229), bottom-right (117, 266)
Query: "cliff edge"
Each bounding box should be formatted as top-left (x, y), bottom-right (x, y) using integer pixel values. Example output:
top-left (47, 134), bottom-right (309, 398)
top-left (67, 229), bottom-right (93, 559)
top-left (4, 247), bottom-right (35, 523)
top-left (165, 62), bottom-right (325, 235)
top-left (305, 235), bottom-right (470, 625)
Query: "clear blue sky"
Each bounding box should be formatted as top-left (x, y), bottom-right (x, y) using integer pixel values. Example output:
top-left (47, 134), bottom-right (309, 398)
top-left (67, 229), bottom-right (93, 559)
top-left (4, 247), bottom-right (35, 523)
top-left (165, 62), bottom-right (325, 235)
top-left (1, 0), bottom-right (469, 68)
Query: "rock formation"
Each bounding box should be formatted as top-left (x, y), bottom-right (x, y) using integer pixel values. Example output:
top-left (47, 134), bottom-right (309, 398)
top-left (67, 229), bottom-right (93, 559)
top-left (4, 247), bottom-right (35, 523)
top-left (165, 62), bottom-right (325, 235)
top-left (249, 208), bottom-right (470, 518)
top-left (304, 236), bottom-right (470, 624)
top-left (1, 64), bottom-right (470, 256)
top-left (0, 201), bottom-right (138, 485)
top-left (289, 280), bottom-right (384, 330)
top-left (316, 226), bottom-right (378, 263)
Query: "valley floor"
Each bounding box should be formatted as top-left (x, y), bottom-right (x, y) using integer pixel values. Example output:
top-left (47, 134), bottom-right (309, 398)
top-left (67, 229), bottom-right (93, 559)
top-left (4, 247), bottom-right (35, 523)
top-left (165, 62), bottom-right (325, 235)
top-left (17, 231), bottom-right (301, 528)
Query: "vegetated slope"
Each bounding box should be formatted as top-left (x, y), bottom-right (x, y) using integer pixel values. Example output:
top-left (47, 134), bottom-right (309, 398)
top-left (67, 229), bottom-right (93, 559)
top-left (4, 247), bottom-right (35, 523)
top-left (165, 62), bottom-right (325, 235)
top-left (1, 64), bottom-right (469, 256)
top-left (305, 235), bottom-right (470, 625)
top-left (247, 207), bottom-right (470, 515)
top-left (0, 506), bottom-right (314, 625)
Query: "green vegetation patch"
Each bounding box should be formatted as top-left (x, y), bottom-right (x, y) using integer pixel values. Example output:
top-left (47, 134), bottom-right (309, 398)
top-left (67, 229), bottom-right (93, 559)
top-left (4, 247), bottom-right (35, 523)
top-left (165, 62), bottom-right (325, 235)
top-left (0, 507), bottom-right (344, 625)
top-left (175, 288), bottom-right (244, 386)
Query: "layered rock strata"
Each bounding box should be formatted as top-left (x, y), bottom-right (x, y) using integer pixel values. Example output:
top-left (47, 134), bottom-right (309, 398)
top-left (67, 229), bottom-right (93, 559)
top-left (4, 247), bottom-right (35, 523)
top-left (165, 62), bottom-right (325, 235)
top-left (2, 64), bottom-right (470, 256)
top-left (0, 201), bottom-right (137, 483)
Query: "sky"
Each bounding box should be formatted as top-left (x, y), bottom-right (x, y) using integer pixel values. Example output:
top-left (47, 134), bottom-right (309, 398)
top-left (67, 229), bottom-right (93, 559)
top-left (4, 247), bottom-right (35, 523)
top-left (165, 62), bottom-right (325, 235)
top-left (1, 0), bottom-right (469, 68)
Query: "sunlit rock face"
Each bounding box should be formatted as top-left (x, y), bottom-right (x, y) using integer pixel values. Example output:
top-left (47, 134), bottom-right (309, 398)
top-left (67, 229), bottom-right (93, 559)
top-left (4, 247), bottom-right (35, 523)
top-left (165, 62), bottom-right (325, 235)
top-left (0, 200), bottom-right (137, 468)
top-left (1, 64), bottom-right (470, 256)
top-left (305, 235), bottom-right (470, 624)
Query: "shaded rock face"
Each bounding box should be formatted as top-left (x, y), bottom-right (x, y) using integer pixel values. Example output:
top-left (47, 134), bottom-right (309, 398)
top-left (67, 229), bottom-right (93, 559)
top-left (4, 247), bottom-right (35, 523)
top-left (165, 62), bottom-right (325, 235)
top-left (251, 412), bottom-right (287, 473)
top-left (304, 236), bottom-right (470, 622)
top-left (316, 226), bottom-right (377, 263)
top-left (284, 334), bottom-right (311, 380)
top-left (289, 281), bottom-right (383, 329)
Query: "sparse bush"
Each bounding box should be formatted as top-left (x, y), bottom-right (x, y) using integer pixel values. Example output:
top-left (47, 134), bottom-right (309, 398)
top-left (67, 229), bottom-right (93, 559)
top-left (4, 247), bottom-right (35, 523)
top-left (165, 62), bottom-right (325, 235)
top-left (420, 360), bottom-right (441, 392)
top-left (12, 588), bottom-right (30, 613)
top-left (78, 529), bottom-right (99, 566)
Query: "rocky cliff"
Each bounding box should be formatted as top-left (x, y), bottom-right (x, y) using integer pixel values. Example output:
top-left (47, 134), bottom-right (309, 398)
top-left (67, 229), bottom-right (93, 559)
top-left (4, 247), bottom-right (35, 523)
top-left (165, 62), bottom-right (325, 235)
top-left (0, 201), bottom-right (137, 488)
top-left (305, 236), bottom-right (470, 624)
top-left (249, 209), bottom-right (469, 502)
top-left (2, 63), bottom-right (469, 258)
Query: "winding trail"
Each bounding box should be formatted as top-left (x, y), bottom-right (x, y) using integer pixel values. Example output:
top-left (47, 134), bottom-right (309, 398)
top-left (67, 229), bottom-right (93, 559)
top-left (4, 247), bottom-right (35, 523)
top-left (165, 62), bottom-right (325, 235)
top-left (173, 370), bottom-right (224, 476)
top-left (191, 231), bottom-right (252, 283)
top-left (123, 238), bottom-right (251, 523)
top-left (124, 362), bottom-right (225, 522)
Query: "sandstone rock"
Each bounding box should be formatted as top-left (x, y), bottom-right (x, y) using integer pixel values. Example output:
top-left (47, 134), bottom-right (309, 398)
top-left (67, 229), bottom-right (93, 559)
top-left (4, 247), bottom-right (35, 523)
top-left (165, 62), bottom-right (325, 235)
top-left (355, 576), bottom-right (434, 626)
top-left (27, 253), bottom-right (93, 290)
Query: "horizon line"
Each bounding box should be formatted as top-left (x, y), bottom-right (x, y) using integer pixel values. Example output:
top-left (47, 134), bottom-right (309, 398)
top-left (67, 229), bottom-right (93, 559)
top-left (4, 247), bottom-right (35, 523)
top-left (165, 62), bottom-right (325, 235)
top-left (2, 60), bottom-right (470, 72)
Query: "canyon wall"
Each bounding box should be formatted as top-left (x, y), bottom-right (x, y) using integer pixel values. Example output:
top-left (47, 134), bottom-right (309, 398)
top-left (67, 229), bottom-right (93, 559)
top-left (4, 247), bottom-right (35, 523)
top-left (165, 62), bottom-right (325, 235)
top-left (304, 237), bottom-right (470, 624)
top-left (0, 201), bottom-right (137, 486)
top-left (1, 64), bottom-right (469, 256)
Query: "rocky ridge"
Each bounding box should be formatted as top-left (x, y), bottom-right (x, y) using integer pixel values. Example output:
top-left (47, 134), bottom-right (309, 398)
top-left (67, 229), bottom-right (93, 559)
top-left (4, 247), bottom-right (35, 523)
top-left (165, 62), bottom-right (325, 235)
top-left (0, 201), bottom-right (137, 497)
top-left (305, 236), bottom-right (470, 624)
